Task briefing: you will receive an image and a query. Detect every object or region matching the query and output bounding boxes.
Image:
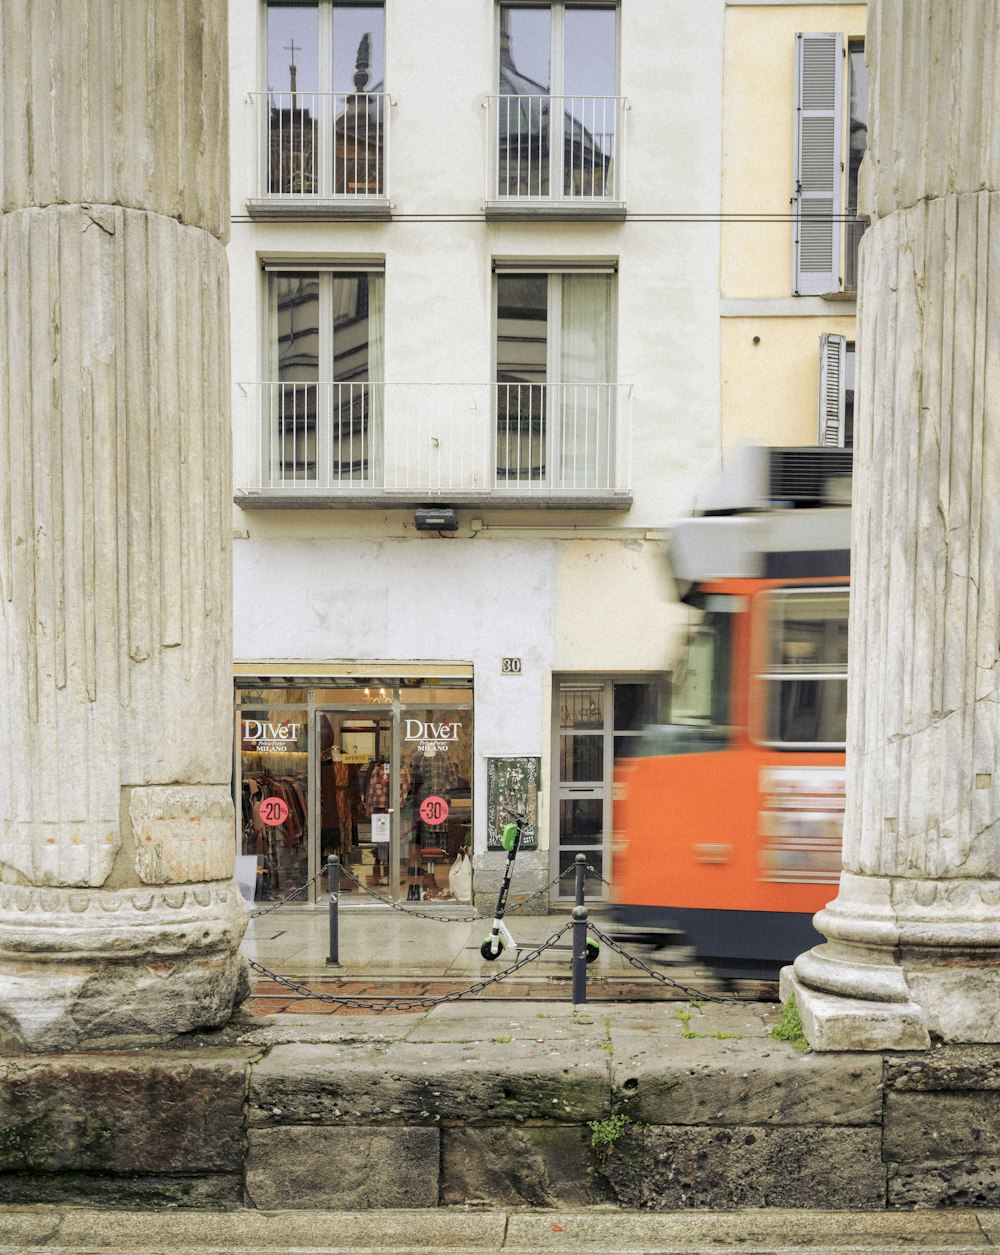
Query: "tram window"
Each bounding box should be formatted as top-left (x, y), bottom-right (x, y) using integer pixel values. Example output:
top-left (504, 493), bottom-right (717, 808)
top-left (763, 589), bottom-right (849, 747)
top-left (670, 611), bottom-right (733, 730)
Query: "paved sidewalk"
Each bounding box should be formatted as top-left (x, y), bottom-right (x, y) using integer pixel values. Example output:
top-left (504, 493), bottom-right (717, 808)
top-left (0, 1206), bottom-right (996, 1253)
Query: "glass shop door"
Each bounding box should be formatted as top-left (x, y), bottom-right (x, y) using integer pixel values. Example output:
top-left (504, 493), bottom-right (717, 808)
top-left (316, 708), bottom-right (395, 899)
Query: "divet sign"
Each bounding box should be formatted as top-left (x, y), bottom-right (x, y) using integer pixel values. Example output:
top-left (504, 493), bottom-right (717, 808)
top-left (242, 720), bottom-right (303, 753)
top-left (404, 718), bottom-right (461, 752)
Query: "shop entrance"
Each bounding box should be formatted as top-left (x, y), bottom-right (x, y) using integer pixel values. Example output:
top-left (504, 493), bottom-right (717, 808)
top-left (236, 675), bottom-right (473, 904)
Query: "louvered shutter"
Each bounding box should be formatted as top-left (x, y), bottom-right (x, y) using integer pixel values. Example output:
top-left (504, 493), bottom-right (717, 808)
top-left (818, 333), bottom-right (846, 446)
top-left (793, 33), bottom-right (843, 295)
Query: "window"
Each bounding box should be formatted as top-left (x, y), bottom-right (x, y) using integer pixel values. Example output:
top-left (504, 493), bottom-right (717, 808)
top-left (259, 1), bottom-right (386, 198)
top-left (792, 34), bottom-right (869, 295)
top-left (818, 334), bottom-right (855, 448)
top-left (760, 589), bottom-right (849, 748)
top-left (265, 266), bottom-right (384, 487)
top-left (493, 3), bottom-right (620, 204)
top-left (495, 267), bottom-right (616, 489)
top-left (554, 677), bottom-right (662, 898)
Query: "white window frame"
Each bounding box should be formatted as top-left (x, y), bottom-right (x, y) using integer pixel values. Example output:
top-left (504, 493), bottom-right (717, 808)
top-left (493, 262), bottom-right (618, 489)
top-left (261, 259), bottom-right (385, 489)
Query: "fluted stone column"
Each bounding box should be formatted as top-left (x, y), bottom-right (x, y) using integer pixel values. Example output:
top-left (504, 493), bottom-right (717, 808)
top-left (784, 0), bottom-right (1000, 1050)
top-left (0, 1), bottom-right (248, 1050)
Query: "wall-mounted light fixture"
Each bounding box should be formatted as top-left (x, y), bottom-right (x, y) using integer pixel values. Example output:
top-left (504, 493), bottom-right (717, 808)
top-left (413, 507), bottom-right (458, 532)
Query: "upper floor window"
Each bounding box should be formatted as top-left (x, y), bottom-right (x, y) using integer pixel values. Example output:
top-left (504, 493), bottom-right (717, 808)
top-left (792, 34), bottom-right (869, 296)
top-left (495, 265), bottom-right (617, 488)
top-left (263, 265), bottom-right (385, 487)
top-left (818, 333), bottom-right (854, 449)
top-left (254, 2), bottom-right (387, 201)
top-left (490, 3), bottom-right (623, 208)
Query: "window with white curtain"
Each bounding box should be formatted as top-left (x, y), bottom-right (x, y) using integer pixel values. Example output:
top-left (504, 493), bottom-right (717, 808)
top-left (265, 268), bottom-right (384, 485)
top-left (495, 268), bottom-right (615, 488)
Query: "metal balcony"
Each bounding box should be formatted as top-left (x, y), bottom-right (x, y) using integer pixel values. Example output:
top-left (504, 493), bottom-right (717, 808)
top-left (245, 90), bottom-right (390, 217)
top-left (485, 94), bottom-right (626, 219)
top-left (234, 382), bottom-right (633, 508)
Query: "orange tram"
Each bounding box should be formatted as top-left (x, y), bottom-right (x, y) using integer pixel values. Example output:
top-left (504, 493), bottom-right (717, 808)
top-left (611, 448), bottom-right (853, 981)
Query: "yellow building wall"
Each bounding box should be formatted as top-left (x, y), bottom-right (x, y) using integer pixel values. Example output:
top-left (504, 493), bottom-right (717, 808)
top-left (721, 316), bottom-right (857, 451)
top-left (721, 4), bottom-right (867, 300)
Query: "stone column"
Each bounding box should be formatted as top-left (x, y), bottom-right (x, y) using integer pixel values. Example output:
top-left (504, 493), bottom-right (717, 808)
top-left (784, 0), bottom-right (1000, 1050)
top-left (0, 1), bottom-right (247, 1050)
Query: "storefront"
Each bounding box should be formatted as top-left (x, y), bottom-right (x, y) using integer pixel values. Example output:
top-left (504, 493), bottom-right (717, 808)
top-left (235, 671), bottom-right (473, 903)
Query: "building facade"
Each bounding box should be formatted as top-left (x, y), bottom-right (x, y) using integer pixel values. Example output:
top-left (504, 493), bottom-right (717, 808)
top-left (227, 0), bottom-right (862, 910)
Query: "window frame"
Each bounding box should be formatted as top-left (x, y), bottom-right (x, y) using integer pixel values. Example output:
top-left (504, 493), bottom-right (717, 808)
top-left (260, 259), bottom-right (385, 488)
top-left (492, 262), bottom-right (619, 488)
top-left (753, 586), bottom-right (850, 752)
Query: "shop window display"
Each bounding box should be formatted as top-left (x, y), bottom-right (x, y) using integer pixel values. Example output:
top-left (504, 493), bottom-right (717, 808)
top-left (235, 679), bottom-right (473, 904)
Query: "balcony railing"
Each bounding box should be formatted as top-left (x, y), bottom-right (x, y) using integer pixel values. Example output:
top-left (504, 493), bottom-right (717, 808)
top-left (234, 382), bottom-right (633, 505)
top-left (486, 94), bottom-right (625, 208)
top-left (246, 90), bottom-right (388, 202)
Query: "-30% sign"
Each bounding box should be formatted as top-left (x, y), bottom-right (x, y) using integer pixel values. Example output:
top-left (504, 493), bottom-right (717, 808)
top-left (419, 795), bottom-right (449, 825)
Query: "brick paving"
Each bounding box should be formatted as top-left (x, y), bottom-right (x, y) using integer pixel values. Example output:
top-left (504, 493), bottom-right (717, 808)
top-left (245, 976), bottom-right (716, 1015)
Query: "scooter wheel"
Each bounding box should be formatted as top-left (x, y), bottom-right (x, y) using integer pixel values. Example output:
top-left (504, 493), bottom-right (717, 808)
top-left (480, 938), bottom-right (505, 961)
top-left (585, 939), bottom-right (600, 964)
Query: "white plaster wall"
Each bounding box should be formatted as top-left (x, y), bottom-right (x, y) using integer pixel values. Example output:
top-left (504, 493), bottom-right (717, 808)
top-left (227, 0), bottom-right (729, 856)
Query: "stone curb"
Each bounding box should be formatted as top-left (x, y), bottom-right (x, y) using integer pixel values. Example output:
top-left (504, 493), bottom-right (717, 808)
top-left (0, 1206), bottom-right (996, 1251)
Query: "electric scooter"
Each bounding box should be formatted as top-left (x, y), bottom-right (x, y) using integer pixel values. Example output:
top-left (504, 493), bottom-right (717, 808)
top-left (479, 812), bottom-right (600, 963)
top-left (479, 814), bottom-right (523, 960)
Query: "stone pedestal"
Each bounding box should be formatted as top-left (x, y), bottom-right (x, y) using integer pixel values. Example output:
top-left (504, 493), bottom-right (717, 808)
top-left (0, 1), bottom-right (247, 1050)
top-left (786, 0), bottom-right (1000, 1050)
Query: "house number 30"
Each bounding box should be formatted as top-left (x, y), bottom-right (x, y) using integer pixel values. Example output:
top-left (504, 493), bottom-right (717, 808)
top-left (501, 657), bottom-right (522, 674)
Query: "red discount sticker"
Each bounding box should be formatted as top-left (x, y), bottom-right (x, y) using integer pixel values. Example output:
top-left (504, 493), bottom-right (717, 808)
top-left (419, 795), bottom-right (449, 825)
top-left (259, 796), bottom-right (289, 827)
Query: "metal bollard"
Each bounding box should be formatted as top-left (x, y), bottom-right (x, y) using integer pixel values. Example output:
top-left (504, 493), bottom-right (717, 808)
top-left (572, 854), bottom-right (588, 1004)
top-left (326, 855), bottom-right (341, 969)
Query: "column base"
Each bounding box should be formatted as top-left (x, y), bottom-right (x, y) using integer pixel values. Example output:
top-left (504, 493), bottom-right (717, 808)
top-left (780, 966), bottom-right (931, 1052)
top-left (0, 882), bottom-right (250, 1051)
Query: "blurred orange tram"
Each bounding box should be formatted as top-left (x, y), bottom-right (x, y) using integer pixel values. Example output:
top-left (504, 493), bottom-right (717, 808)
top-left (611, 448), bottom-right (853, 981)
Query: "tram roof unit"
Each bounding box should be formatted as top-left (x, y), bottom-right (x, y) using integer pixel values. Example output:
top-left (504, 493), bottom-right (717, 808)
top-left (669, 446), bottom-right (853, 599)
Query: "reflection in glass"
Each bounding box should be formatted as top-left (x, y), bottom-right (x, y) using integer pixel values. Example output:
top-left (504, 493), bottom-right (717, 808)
top-left (496, 3), bottom-right (617, 201)
top-left (559, 798), bottom-right (603, 846)
top-left (560, 733), bottom-right (602, 783)
top-left (496, 275), bottom-right (547, 481)
top-left (264, 1), bottom-right (386, 197)
top-left (401, 707), bottom-right (473, 900)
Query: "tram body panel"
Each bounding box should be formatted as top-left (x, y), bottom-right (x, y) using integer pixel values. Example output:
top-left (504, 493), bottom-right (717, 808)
top-left (611, 572), bottom-right (849, 979)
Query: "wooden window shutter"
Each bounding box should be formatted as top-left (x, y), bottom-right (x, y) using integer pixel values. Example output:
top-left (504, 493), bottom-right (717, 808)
top-left (793, 33), bottom-right (843, 296)
top-left (818, 333), bottom-right (846, 446)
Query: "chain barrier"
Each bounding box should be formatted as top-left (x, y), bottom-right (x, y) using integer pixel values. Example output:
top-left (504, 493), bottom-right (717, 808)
top-left (585, 923), bottom-right (757, 1005)
top-left (248, 862), bottom-right (770, 1008)
top-left (246, 920), bottom-right (575, 1011)
top-left (249, 866), bottom-right (329, 919)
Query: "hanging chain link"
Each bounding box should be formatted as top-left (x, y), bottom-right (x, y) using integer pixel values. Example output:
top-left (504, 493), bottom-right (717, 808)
top-left (246, 921), bottom-right (575, 1011)
top-left (585, 923), bottom-right (755, 1005)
